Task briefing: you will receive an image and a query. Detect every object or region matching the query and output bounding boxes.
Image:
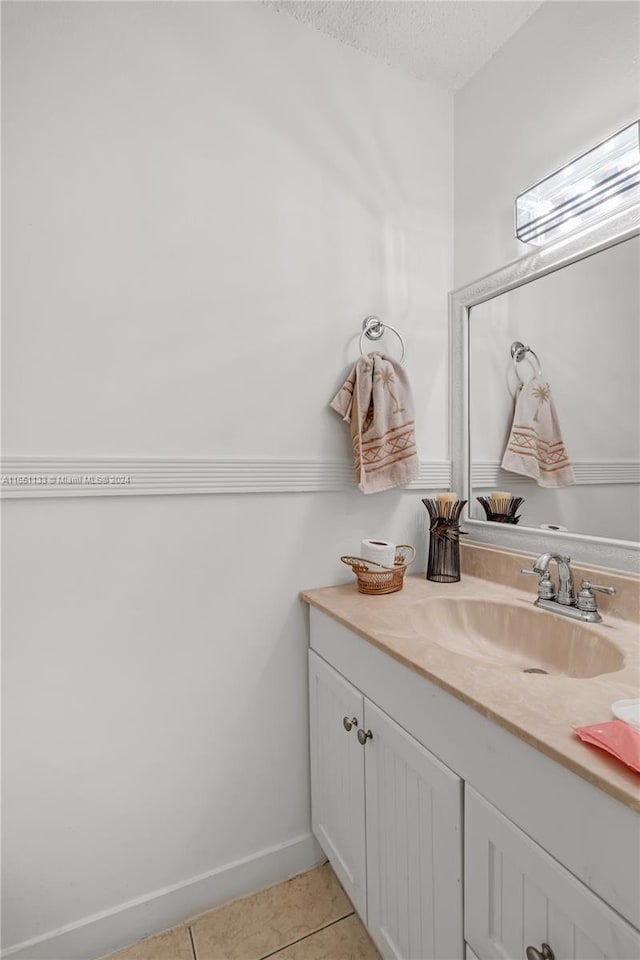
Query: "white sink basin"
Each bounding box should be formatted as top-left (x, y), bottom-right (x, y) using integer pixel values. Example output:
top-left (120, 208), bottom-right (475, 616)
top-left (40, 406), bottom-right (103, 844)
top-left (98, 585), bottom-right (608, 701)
top-left (409, 597), bottom-right (625, 678)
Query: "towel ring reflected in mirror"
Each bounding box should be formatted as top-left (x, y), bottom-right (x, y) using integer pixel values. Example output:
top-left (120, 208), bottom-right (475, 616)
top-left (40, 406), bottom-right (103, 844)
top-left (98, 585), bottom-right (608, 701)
top-left (511, 340), bottom-right (543, 384)
top-left (360, 316), bottom-right (406, 362)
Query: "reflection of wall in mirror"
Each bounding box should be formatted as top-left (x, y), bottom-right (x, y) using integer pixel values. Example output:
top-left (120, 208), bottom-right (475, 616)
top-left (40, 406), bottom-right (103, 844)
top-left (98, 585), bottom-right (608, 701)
top-left (469, 236), bottom-right (640, 542)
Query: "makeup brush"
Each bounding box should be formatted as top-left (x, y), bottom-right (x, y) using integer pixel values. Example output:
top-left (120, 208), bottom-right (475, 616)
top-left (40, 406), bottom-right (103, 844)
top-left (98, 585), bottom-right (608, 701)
top-left (489, 491), bottom-right (512, 514)
top-left (436, 492), bottom-right (458, 517)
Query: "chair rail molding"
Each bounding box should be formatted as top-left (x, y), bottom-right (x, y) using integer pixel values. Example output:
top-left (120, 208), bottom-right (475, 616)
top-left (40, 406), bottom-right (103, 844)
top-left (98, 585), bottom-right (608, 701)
top-left (471, 460), bottom-right (640, 487)
top-left (0, 457), bottom-right (452, 498)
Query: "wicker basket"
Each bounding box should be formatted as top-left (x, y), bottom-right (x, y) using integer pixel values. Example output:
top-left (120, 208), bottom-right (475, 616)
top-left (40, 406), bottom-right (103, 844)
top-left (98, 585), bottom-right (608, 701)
top-left (341, 545), bottom-right (416, 596)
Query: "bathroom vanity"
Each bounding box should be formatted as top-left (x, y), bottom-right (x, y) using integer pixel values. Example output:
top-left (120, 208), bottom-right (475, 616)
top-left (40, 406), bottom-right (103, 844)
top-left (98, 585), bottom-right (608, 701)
top-left (302, 185), bottom-right (640, 960)
top-left (301, 550), bottom-right (640, 960)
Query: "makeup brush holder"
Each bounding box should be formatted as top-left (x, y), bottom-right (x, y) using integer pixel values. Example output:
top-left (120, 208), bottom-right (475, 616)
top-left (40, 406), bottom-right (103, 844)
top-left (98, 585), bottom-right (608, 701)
top-left (422, 498), bottom-right (467, 583)
top-left (476, 496), bottom-right (524, 525)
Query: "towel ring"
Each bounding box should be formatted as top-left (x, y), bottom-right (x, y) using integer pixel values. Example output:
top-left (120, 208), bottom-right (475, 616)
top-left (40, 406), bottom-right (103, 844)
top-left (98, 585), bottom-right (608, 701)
top-left (511, 340), bottom-right (542, 383)
top-left (360, 316), bottom-right (406, 362)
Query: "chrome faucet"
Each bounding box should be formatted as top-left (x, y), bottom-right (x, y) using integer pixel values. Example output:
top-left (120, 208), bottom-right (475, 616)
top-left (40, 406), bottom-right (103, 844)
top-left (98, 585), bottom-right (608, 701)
top-left (533, 553), bottom-right (575, 605)
top-left (521, 553), bottom-right (616, 623)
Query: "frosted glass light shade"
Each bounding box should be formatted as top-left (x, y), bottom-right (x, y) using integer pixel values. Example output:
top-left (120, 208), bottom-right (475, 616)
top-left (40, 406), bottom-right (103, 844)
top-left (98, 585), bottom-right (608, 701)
top-left (515, 120), bottom-right (640, 246)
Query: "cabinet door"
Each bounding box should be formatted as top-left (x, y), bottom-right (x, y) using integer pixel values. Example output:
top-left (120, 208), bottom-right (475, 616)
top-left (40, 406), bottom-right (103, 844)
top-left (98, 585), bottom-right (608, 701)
top-left (364, 699), bottom-right (464, 960)
top-left (308, 650), bottom-right (367, 919)
top-left (465, 786), bottom-right (640, 960)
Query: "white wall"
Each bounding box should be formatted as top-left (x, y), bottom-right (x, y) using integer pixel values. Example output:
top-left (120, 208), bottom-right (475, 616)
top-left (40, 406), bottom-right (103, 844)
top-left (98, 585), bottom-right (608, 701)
top-left (454, 0), bottom-right (640, 544)
top-left (3, 1), bottom-right (451, 458)
top-left (1, 3), bottom-right (452, 957)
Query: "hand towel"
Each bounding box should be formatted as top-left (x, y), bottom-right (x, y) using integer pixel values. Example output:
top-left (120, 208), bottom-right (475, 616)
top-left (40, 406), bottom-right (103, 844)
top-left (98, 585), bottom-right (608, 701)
top-left (331, 353), bottom-right (419, 494)
top-left (574, 720), bottom-right (640, 773)
top-left (501, 376), bottom-right (575, 488)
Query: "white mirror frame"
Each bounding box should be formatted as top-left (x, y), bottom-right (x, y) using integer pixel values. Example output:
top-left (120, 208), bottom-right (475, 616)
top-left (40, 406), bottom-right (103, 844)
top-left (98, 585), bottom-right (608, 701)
top-left (450, 203), bottom-right (640, 575)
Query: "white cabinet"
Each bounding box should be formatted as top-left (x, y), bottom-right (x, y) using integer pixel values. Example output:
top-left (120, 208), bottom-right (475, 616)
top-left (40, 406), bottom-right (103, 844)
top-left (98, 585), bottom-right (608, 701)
top-left (465, 787), bottom-right (640, 960)
top-left (308, 649), bottom-right (366, 918)
top-left (308, 609), bottom-right (640, 960)
top-left (364, 699), bottom-right (463, 960)
top-left (309, 650), bottom-right (464, 960)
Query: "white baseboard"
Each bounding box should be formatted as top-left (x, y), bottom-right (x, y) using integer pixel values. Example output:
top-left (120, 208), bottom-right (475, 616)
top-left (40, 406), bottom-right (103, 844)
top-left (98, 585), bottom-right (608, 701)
top-left (1, 833), bottom-right (324, 960)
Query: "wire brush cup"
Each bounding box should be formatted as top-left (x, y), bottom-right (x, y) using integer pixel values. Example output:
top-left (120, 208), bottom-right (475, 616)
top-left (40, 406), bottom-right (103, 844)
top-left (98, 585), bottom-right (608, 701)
top-left (341, 545), bottom-right (416, 596)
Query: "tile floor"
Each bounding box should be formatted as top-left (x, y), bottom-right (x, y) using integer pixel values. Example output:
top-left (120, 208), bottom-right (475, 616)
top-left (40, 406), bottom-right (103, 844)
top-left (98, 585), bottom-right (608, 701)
top-left (106, 863), bottom-right (380, 960)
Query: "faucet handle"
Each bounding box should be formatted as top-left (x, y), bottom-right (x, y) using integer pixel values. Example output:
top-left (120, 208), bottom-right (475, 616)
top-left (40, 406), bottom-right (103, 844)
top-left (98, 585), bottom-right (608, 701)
top-left (581, 579), bottom-right (616, 596)
top-left (576, 579), bottom-right (616, 614)
top-left (521, 569), bottom-right (556, 600)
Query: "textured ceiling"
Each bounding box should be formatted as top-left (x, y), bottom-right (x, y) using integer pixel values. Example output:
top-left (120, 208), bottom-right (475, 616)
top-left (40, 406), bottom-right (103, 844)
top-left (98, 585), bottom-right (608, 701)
top-left (268, 1), bottom-right (543, 91)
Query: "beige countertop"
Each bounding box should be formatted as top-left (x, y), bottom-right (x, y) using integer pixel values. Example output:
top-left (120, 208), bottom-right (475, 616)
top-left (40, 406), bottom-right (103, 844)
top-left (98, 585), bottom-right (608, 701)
top-left (301, 573), bottom-right (640, 812)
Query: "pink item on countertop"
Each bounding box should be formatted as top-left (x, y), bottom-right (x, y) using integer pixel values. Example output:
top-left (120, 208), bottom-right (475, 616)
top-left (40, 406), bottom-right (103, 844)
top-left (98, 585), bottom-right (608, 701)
top-left (574, 720), bottom-right (640, 774)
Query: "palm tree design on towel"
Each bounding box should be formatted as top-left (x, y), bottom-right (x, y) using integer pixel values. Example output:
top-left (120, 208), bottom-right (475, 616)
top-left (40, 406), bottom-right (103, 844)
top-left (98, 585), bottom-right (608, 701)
top-left (375, 366), bottom-right (404, 415)
top-left (531, 382), bottom-right (550, 422)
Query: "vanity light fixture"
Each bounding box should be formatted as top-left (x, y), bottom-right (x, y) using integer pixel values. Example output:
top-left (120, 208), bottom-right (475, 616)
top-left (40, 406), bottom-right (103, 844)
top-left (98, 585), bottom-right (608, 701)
top-left (515, 119), bottom-right (640, 246)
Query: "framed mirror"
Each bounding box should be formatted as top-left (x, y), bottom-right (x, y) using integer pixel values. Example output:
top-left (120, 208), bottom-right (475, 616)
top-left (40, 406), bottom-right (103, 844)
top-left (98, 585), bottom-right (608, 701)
top-left (450, 203), bottom-right (640, 574)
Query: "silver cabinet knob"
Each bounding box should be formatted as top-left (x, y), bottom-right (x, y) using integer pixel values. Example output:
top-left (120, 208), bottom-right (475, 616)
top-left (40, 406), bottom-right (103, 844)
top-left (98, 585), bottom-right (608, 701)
top-left (357, 728), bottom-right (373, 745)
top-left (343, 716), bottom-right (358, 732)
top-left (526, 944), bottom-right (555, 960)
